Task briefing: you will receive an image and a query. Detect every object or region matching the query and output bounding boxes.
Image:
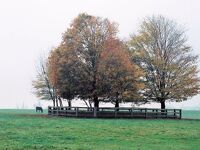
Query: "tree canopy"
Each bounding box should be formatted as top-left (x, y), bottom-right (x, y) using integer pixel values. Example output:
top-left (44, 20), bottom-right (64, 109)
top-left (129, 15), bottom-right (200, 109)
top-left (33, 14), bottom-right (200, 109)
top-left (47, 13), bottom-right (142, 108)
top-left (98, 38), bottom-right (143, 107)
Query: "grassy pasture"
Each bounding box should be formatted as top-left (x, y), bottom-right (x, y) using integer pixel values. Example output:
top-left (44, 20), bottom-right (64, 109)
top-left (0, 109), bottom-right (199, 150)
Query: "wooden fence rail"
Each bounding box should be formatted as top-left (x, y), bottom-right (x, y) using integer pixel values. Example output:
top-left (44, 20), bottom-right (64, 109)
top-left (48, 106), bottom-right (181, 119)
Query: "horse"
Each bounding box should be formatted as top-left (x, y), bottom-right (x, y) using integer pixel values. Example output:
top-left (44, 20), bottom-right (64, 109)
top-left (36, 106), bottom-right (43, 113)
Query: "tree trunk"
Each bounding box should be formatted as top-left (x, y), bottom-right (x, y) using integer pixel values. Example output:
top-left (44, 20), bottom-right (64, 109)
top-left (67, 100), bottom-right (71, 110)
top-left (58, 97), bottom-right (63, 107)
top-left (68, 100), bottom-right (72, 107)
top-left (94, 96), bottom-right (99, 108)
top-left (53, 100), bottom-right (55, 107)
top-left (89, 100), bottom-right (92, 108)
top-left (161, 101), bottom-right (165, 109)
top-left (92, 65), bottom-right (98, 108)
top-left (115, 99), bottom-right (119, 111)
top-left (89, 100), bottom-right (93, 111)
top-left (115, 92), bottom-right (119, 111)
top-left (115, 100), bottom-right (119, 108)
top-left (56, 98), bottom-right (58, 107)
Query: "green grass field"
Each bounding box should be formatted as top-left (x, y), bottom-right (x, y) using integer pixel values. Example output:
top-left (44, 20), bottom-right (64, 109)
top-left (0, 109), bottom-right (200, 150)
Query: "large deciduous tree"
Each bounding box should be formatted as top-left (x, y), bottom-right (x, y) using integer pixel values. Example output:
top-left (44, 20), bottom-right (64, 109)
top-left (129, 15), bottom-right (200, 109)
top-left (59, 13), bottom-right (118, 108)
top-left (49, 46), bottom-right (80, 107)
top-left (99, 38), bottom-right (143, 107)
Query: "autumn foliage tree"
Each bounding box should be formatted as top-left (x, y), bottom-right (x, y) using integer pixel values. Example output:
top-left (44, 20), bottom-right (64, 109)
top-left (99, 38), bottom-right (143, 107)
top-left (56, 13), bottom-right (119, 108)
top-left (48, 49), bottom-right (64, 107)
top-left (49, 46), bottom-right (81, 107)
top-left (129, 15), bottom-right (200, 109)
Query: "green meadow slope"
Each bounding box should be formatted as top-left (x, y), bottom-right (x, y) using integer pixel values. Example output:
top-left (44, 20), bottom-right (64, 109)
top-left (0, 109), bottom-right (199, 150)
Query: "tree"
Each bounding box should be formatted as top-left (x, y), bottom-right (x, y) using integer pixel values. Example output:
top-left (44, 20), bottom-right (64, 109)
top-left (48, 49), bottom-right (64, 107)
top-left (99, 38), bottom-right (143, 108)
top-left (60, 13), bottom-right (118, 108)
top-left (129, 15), bottom-right (200, 109)
top-left (32, 55), bottom-right (57, 107)
top-left (48, 46), bottom-right (80, 107)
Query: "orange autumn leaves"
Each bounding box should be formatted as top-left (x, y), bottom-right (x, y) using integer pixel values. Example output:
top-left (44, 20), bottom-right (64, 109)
top-left (99, 38), bottom-right (143, 101)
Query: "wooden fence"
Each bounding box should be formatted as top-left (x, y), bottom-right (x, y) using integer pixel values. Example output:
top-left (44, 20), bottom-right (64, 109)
top-left (48, 106), bottom-right (182, 119)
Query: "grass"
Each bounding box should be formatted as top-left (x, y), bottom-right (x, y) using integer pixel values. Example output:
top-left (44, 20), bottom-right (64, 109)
top-left (0, 109), bottom-right (199, 150)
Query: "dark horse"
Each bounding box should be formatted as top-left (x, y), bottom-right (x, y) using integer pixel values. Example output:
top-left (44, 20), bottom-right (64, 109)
top-left (36, 106), bottom-right (43, 113)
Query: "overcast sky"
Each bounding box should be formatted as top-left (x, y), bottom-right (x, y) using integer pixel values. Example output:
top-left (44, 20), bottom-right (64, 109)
top-left (0, 0), bottom-right (200, 109)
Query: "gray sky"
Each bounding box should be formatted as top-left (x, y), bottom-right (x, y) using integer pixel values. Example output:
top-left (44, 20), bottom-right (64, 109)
top-left (0, 0), bottom-right (200, 109)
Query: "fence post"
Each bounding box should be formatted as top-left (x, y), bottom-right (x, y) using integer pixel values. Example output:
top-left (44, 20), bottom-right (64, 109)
top-left (114, 108), bottom-right (117, 118)
top-left (94, 107), bottom-right (97, 118)
top-left (174, 109), bottom-right (176, 118)
top-left (145, 108), bottom-right (147, 118)
top-left (50, 106), bottom-right (52, 115)
top-left (179, 109), bottom-right (182, 119)
top-left (64, 107), bottom-right (67, 117)
top-left (156, 109), bottom-right (158, 119)
top-left (56, 107), bottom-right (59, 116)
top-left (52, 106), bottom-right (55, 115)
top-left (48, 106), bottom-right (50, 115)
top-left (75, 107), bottom-right (78, 117)
top-left (131, 108), bottom-right (133, 118)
